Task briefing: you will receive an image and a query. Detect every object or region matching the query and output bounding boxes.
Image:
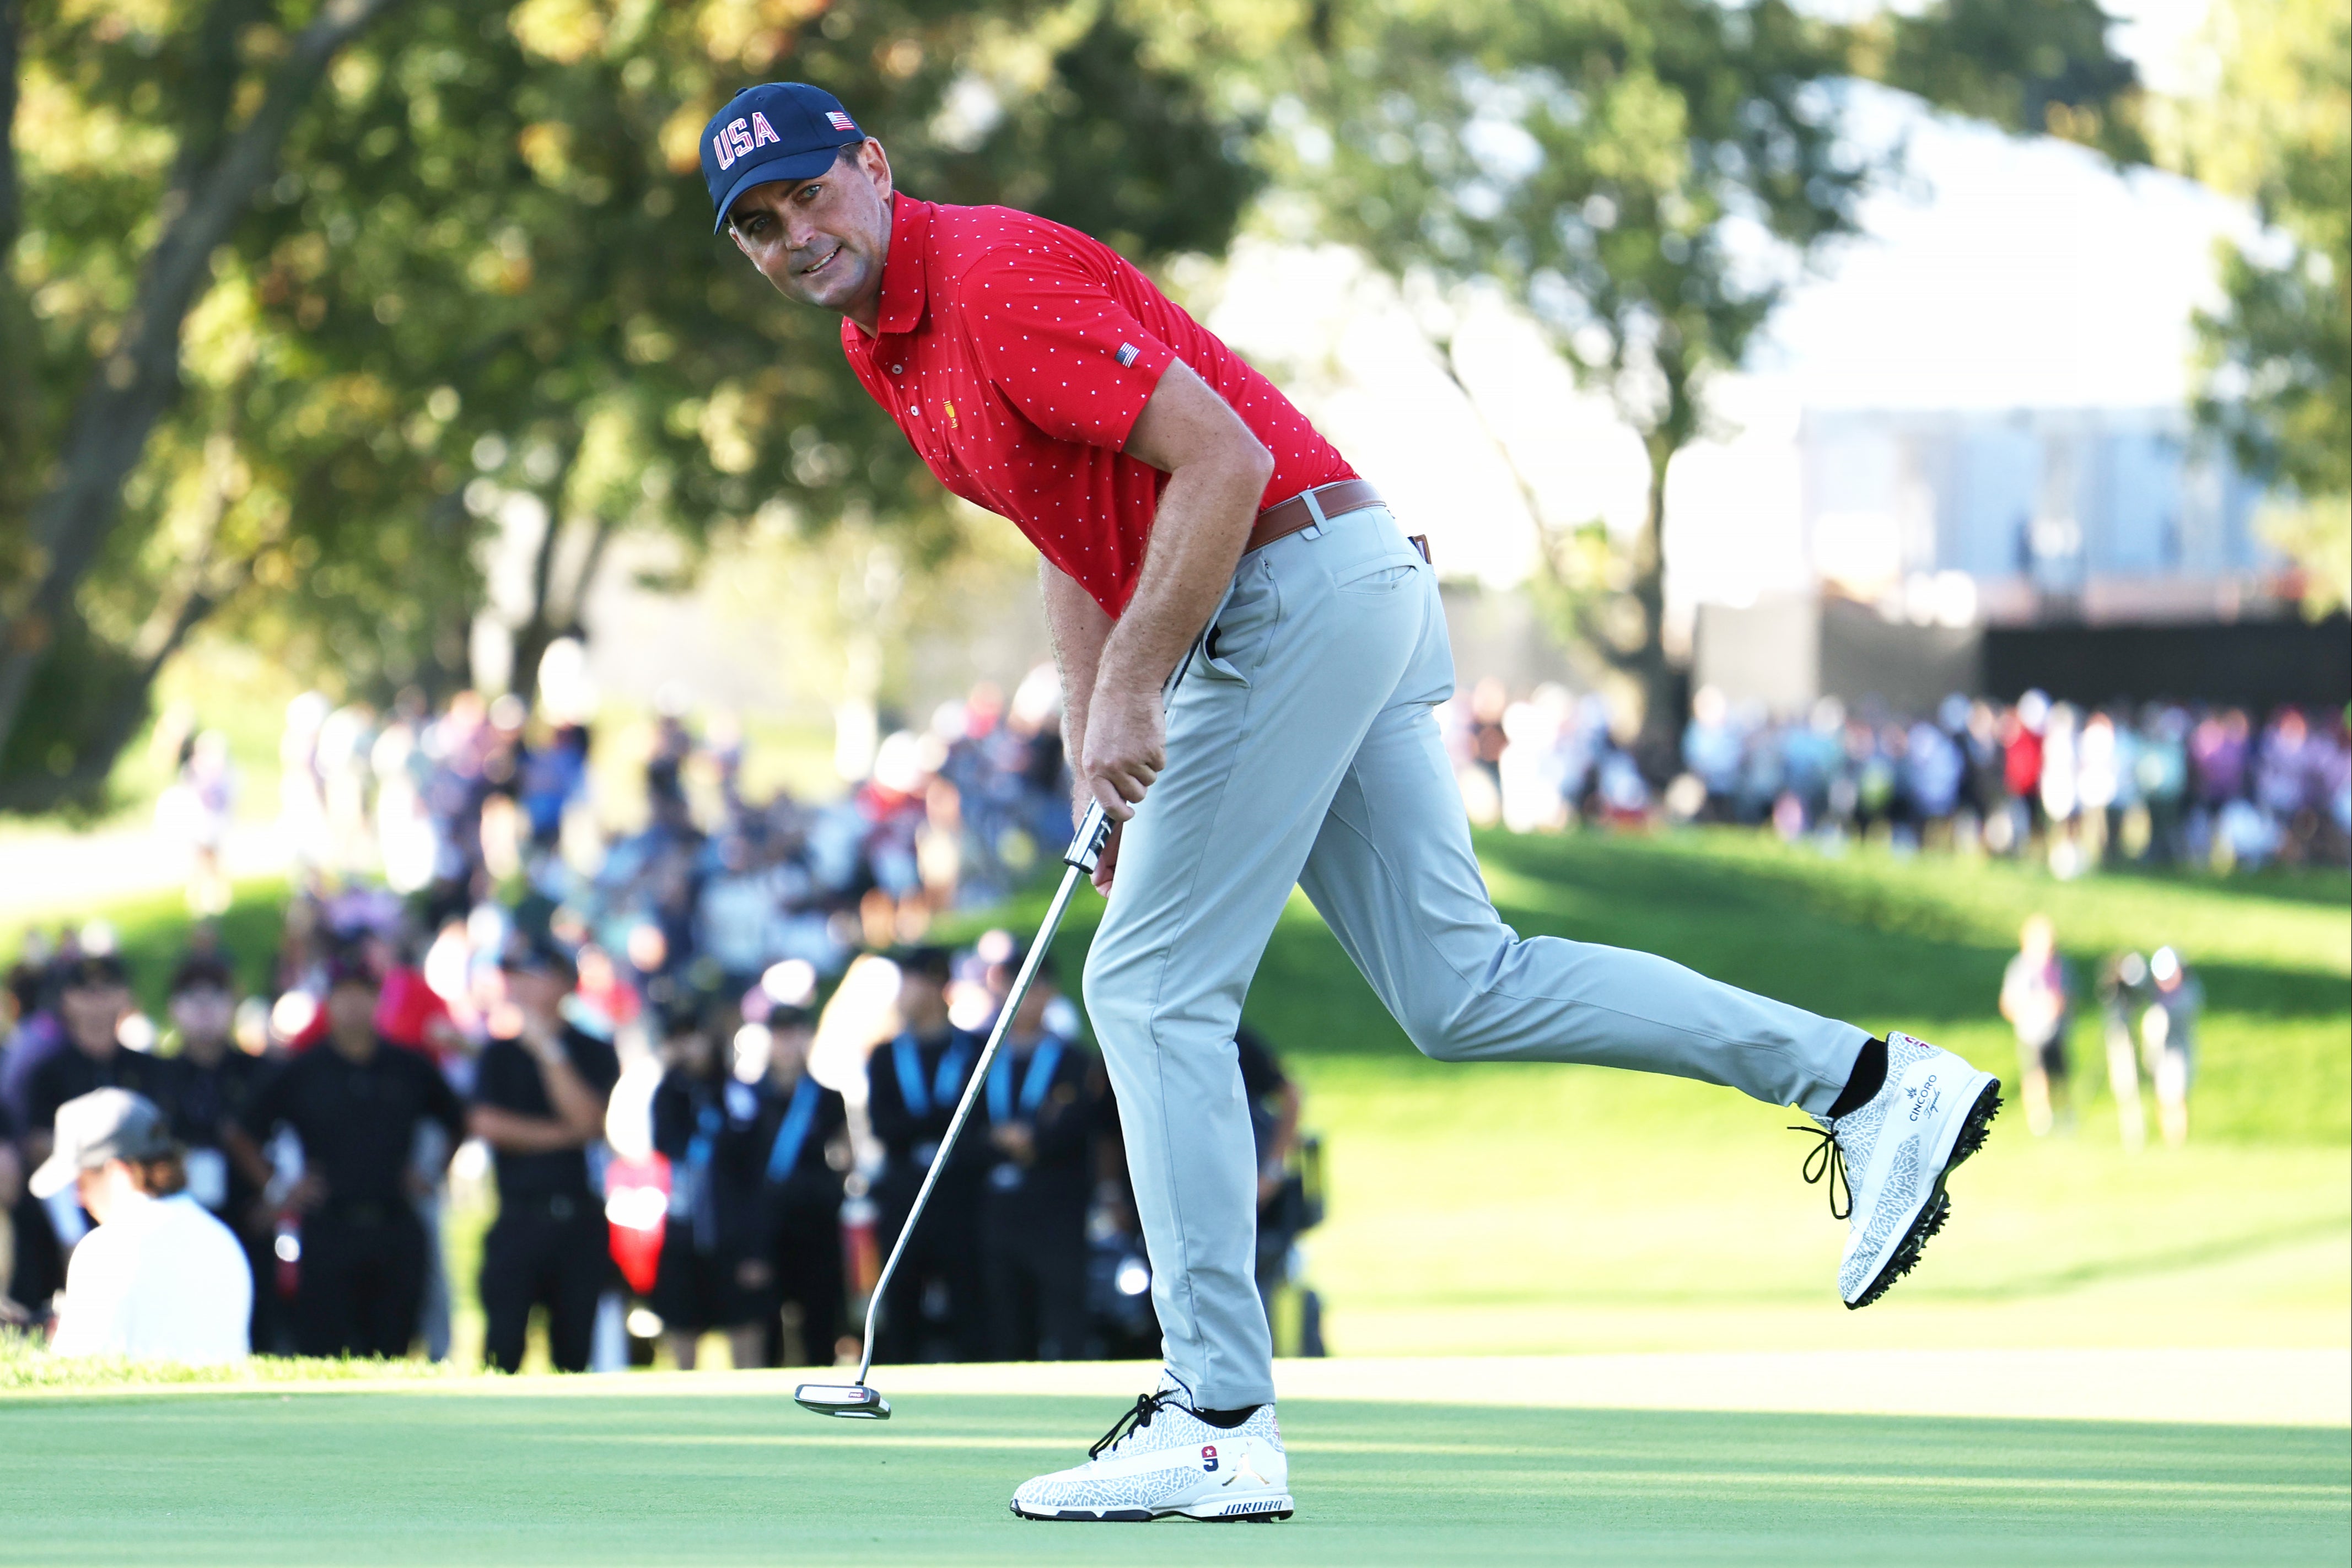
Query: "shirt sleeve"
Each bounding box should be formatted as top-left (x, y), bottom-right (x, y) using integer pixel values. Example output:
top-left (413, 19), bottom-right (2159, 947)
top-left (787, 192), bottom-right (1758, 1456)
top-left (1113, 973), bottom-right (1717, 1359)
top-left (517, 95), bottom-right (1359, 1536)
top-left (468, 1043), bottom-right (519, 1112)
top-left (864, 1044), bottom-right (913, 1151)
top-left (651, 1080), bottom-right (692, 1160)
top-left (568, 1032), bottom-right (623, 1099)
top-left (236, 1059), bottom-right (293, 1143)
top-left (960, 247), bottom-right (1175, 450)
top-left (417, 1052), bottom-right (467, 1144)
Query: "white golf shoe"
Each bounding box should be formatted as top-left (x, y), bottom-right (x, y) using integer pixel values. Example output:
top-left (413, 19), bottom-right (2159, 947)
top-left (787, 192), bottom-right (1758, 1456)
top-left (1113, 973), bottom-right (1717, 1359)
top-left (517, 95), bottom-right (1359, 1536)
top-left (1010, 1376), bottom-right (1292, 1523)
top-left (1802, 1030), bottom-right (2001, 1309)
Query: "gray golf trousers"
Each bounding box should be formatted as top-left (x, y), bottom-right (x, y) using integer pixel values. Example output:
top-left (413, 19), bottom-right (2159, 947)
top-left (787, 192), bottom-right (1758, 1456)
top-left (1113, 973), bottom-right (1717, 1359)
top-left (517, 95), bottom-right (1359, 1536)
top-left (1081, 500), bottom-right (1870, 1409)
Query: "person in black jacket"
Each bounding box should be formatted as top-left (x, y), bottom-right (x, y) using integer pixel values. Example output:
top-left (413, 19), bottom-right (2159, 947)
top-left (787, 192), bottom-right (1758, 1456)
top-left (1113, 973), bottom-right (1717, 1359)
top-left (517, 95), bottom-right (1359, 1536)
top-left (232, 956), bottom-right (465, 1359)
top-left (162, 955), bottom-right (278, 1351)
top-left (469, 936), bottom-right (620, 1374)
top-left (22, 956), bottom-right (184, 1177)
top-left (864, 946), bottom-right (985, 1362)
top-left (975, 951), bottom-right (1096, 1361)
top-left (646, 1002), bottom-right (767, 1367)
top-left (740, 1006), bottom-right (850, 1367)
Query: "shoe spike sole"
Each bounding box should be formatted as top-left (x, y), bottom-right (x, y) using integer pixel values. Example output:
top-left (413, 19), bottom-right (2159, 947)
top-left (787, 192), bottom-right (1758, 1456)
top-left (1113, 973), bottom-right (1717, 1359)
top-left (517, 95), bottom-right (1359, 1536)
top-left (1848, 1081), bottom-right (2003, 1311)
top-left (1013, 1506), bottom-right (1294, 1524)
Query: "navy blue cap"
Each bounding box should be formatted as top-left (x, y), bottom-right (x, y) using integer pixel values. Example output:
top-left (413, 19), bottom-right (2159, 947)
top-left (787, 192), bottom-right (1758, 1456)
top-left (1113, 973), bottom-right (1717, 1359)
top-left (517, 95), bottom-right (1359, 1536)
top-left (702, 83), bottom-right (865, 235)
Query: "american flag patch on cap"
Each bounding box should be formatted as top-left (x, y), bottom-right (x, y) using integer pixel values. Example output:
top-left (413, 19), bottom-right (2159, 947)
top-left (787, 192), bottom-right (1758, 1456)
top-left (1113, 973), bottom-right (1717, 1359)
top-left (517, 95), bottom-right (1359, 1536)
top-left (827, 110), bottom-right (856, 132)
top-left (1115, 342), bottom-right (1140, 368)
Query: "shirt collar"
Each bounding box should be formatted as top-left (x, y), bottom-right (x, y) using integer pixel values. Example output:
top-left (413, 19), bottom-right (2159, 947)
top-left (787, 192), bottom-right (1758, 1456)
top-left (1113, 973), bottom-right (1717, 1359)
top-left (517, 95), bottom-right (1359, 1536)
top-left (873, 194), bottom-right (932, 337)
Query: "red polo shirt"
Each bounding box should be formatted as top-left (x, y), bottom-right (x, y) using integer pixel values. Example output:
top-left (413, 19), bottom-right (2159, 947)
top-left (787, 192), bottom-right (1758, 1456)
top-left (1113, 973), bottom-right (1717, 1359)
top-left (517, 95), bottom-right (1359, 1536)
top-left (841, 195), bottom-right (1357, 616)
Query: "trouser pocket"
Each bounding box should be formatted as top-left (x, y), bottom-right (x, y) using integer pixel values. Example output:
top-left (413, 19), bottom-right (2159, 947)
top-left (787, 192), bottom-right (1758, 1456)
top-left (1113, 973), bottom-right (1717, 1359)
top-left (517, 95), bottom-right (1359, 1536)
top-left (1196, 556), bottom-right (1279, 686)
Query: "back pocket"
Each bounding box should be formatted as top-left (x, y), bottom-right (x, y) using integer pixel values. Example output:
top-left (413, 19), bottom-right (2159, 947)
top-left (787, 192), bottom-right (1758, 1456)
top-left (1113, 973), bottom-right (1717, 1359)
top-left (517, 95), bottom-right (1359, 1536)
top-left (1337, 559), bottom-right (1420, 595)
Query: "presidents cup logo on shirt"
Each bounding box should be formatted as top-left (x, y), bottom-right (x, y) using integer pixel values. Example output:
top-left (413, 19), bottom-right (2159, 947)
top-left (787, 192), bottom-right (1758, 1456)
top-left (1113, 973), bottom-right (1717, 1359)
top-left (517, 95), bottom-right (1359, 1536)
top-left (712, 112), bottom-right (784, 171)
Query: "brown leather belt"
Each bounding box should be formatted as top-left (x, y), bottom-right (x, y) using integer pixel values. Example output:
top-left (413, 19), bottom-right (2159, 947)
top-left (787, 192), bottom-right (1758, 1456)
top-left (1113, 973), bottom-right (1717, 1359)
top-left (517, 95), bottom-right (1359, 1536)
top-left (1246, 478), bottom-right (1386, 554)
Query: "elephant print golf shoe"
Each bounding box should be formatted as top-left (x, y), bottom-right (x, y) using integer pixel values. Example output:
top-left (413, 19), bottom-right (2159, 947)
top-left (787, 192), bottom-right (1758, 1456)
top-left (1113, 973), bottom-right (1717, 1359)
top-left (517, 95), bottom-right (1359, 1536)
top-left (1801, 1031), bottom-right (2002, 1309)
top-left (1010, 1378), bottom-right (1291, 1522)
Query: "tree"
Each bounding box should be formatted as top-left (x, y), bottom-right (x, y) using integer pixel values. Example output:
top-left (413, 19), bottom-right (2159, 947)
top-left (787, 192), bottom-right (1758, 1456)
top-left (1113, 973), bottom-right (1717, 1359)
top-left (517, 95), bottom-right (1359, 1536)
top-left (3, 0), bottom-right (1260, 811)
top-left (0, 0), bottom-right (413, 807)
top-left (1287, 0), bottom-right (1873, 768)
top-left (1283, 0), bottom-right (2148, 770)
top-left (1863, 0), bottom-right (2150, 161)
top-left (2162, 0), bottom-right (2349, 615)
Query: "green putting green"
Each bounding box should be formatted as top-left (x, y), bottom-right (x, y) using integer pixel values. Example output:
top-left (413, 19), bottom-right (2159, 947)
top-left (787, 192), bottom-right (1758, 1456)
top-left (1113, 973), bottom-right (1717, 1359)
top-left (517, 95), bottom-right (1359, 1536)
top-left (2, 1387), bottom-right (2344, 1566)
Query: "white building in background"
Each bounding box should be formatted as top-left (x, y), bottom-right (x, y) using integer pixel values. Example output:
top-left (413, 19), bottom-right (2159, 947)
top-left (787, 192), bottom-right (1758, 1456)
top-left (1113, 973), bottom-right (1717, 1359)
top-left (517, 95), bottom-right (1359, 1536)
top-left (1203, 80), bottom-right (2280, 707)
top-left (1799, 404), bottom-right (2271, 627)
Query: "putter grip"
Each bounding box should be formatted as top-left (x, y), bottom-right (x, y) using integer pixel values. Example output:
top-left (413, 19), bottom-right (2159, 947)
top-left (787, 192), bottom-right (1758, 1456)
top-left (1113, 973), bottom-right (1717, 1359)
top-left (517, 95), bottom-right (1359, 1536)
top-left (1063, 801), bottom-right (1115, 874)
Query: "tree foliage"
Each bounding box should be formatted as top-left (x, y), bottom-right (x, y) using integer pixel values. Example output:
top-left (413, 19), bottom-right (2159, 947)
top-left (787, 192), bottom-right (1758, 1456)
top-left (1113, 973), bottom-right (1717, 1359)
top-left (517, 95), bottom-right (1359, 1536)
top-left (1279, 0), bottom-right (2145, 769)
top-left (1285, 0), bottom-right (1875, 764)
top-left (1, 0), bottom-right (1257, 812)
top-left (2162, 0), bottom-right (2349, 615)
top-left (1861, 0), bottom-right (2149, 161)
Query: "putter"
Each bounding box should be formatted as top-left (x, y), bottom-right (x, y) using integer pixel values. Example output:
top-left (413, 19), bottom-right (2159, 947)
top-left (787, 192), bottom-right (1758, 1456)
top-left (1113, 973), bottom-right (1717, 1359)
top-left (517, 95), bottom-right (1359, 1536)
top-left (796, 800), bottom-right (1116, 1421)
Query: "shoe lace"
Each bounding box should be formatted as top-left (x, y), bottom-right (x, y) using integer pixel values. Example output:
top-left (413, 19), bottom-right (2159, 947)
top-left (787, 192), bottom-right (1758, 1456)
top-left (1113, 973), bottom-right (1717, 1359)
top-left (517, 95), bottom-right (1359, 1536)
top-left (1089, 1393), bottom-right (1167, 1460)
top-left (1790, 1122), bottom-right (1852, 1220)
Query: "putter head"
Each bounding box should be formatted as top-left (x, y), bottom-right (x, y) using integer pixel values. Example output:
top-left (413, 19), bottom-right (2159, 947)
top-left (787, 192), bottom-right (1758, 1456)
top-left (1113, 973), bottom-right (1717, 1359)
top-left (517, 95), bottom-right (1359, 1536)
top-left (794, 1382), bottom-right (891, 1420)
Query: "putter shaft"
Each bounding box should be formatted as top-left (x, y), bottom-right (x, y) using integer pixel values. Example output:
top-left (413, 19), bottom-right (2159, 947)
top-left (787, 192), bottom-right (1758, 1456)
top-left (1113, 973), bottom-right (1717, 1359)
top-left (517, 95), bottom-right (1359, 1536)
top-left (849, 802), bottom-right (1113, 1389)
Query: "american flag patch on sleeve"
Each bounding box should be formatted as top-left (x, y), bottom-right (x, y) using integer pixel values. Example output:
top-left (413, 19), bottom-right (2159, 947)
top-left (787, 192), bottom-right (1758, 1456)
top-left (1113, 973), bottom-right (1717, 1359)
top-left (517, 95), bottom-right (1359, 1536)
top-left (1115, 342), bottom-right (1140, 368)
top-left (827, 111), bottom-right (856, 132)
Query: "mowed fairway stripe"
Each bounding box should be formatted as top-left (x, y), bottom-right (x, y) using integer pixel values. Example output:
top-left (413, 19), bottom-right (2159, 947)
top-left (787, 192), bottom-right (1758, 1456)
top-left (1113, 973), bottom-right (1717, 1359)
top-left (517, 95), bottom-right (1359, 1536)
top-left (558, 1428), bottom-right (2345, 1497)
top-left (1, 1390), bottom-right (2343, 1567)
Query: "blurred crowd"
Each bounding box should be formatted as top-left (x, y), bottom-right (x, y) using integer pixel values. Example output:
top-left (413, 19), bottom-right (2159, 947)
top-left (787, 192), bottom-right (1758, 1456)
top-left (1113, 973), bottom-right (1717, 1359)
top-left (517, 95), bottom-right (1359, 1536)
top-left (0, 922), bottom-right (1322, 1371)
top-left (4, 663), bottom-right (1331, 1367)
top-left (1444, 677), bottom-right (2352, 874)
top-left (156, 660), bottom-right (1078, 942)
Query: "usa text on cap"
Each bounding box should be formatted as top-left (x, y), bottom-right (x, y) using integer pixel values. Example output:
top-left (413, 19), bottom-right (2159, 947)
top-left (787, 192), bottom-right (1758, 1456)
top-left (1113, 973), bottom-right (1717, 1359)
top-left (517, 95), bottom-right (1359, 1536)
top-left (702, 83), bottom-right (864, 234)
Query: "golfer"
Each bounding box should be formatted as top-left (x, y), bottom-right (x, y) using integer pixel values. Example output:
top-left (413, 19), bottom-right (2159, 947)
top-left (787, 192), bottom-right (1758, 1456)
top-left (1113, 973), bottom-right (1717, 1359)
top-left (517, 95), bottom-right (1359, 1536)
top-left (702, 82), bottom-right (2002, 1523)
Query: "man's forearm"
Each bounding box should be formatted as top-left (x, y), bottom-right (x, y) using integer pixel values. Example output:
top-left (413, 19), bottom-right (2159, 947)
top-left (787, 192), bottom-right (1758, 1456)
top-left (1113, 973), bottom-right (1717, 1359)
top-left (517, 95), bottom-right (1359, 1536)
top-left (1057, 356), bottom-right (1272, 828)
top-left (1042, 561), bottom-right (1112, 803)
top-left (532, 1048), bottom-right (606, 1139)
top-left (1093, 459), bottom-right (1262, 703)
top-left (469, 1105), bottom-right (585, 1154)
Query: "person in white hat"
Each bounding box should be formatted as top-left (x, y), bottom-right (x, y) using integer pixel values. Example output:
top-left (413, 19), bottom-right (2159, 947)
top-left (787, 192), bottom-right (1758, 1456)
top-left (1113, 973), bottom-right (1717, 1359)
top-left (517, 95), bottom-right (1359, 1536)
top-left (32, 1087), bottom-right (250, 1364)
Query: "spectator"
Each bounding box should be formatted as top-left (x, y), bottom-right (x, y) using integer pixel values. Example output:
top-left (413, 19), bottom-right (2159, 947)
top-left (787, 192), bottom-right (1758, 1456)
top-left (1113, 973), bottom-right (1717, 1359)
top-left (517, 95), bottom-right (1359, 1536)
top-left (232, 956), bottom-right (465, 1360)
top-left (36, 1089), bottom-right (250, 1364)
top-left (2096, 951), bottom-right (2151, 1151)
top-left (161, 954), bottom-right (278, 1350)
top-left (22, 956), bottom-right (183, 1198)
top-left (742, 1005), bottom-right (850, 1367)
top-left (864, 946), bottom-right (987, 1363)
top-left (1999, 916), bottom-right (2073, 1136)
top-left (975, 951), bottom-right (1096, 1362)
top-left (2144, 946), bottom-right (2202, 1147)
top-left (647, 1004), bottom-right (766, 1368)
top-left (1236, 1026), bottom-right (1311, 1329)
top-left (1996, 691), bottom-right (2048, 854)
top-left (153, 729), bottom-right (236, 916)
top-left (469, 936), bottom-right (620, 1375)
top-left (0, 1093), bottom-right (27, 1324)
